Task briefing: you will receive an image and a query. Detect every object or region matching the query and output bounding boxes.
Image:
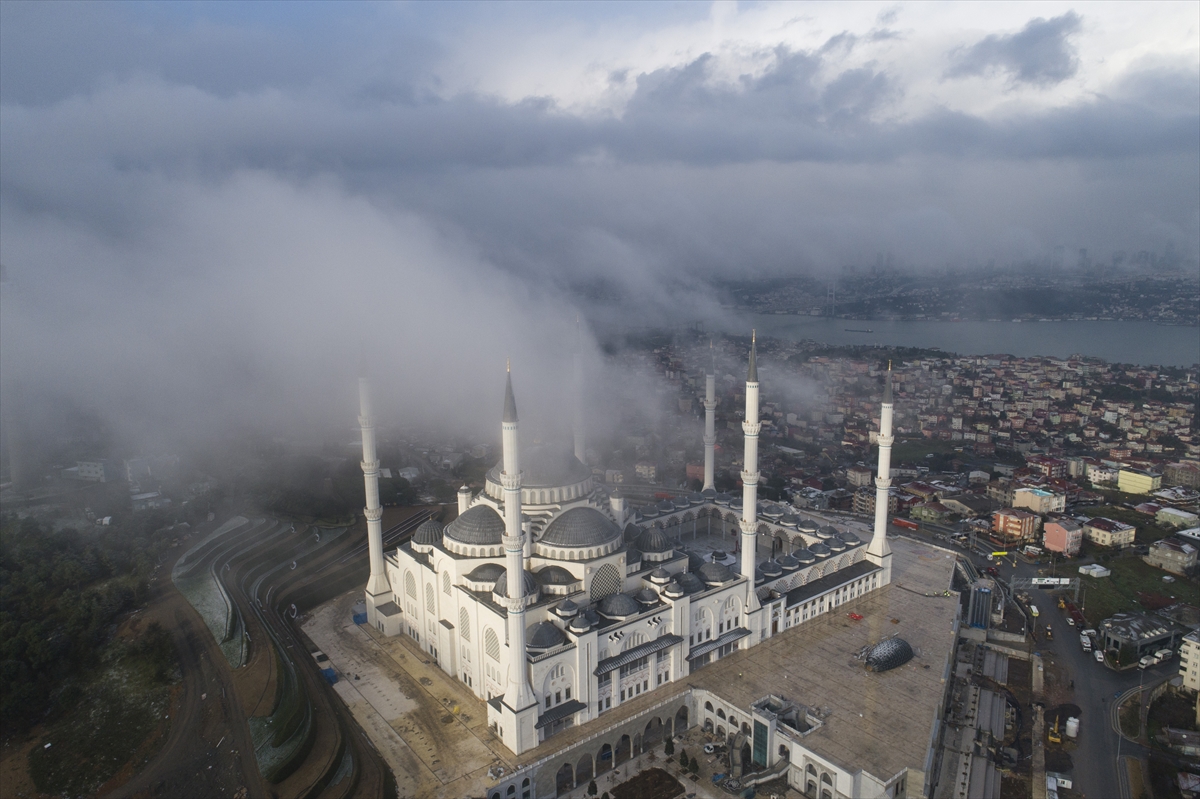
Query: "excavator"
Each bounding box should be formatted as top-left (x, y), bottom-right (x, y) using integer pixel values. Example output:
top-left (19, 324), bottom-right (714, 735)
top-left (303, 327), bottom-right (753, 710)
top-left (1048, 716), bottom-right (1062, 744)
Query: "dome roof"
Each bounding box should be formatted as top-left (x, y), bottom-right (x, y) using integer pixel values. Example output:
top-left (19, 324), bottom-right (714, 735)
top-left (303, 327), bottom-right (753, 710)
top-left (818, 525), bottom-right (839, 539)
top-left (683, 550), bottom-right (706, 572)
top-left (676, 573), bottom-right (705, 594)
top-left (796, 520), bottom-right (818, 533)
top-left (639, 505), bottom-right (660, 518)
top-left (466, 562), bottom-right (505, 583)
top-left (792, 548), bottom-right (816, 563)
top-left (663, 580), bottom-right (684, 597)
top-left (810, 542), bottom-right (831, 557)
top-left (493, 568), bottom-right (538, 599)
top-left (780, 514), bottom-right (799, 527)
top-left (635, 588), bottom-right (659, 604)
top-left (445, 504), bottom-right (506, 546)
top-left (597, 592), bottom-right (641, 619)
top-left (412, 519), bottom-right (444, 546)
top-left (555, 598), bottom-right (579, 617)
top-left (760, 560), bottom-right (783, 577)
top-left (840, 531), bottom-right (861, 544)
top-left (714, 493), bottom-right (733, 505)
top-left (623, 523), bottom-right (642, 544)
top-left (865, 638), bottom-right (914, 672)
top-left (762, 504), bottom-right (784, 519)
top-left (540, 507), bottom-right (621, 549)
top-left (701, 488), bottom-right (717, 499)
top-left (568, 614), bottom-right (592, 632)
top-left (626, 548), bottom-right (643, 564)
top-left (827, 538), bottom-right (846, 552)
top-left (687, 492), bottom-right (705, 504)
top-left (777, 554), bottom-right (800, 571)
top-left (527, 621), bottom-right (567, 651)
top-left (636, 527), bottom-right (673, 554)
top-left (535, 565), bottom-right (578, 586)
top-left (671, 497), bottom-right (690, 511)
top-left (657, 500), bottom-right (675, 514)
top-left (487, 445), bottom-right (591, 489)
top-left (648, 567), bottom-right (671, 584)
top-left (698, 561), bottom-right (734, 585)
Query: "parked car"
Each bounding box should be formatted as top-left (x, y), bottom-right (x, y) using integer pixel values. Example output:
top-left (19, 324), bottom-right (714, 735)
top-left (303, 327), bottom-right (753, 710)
top-left (1094, 650), bottom-right (1105, 663)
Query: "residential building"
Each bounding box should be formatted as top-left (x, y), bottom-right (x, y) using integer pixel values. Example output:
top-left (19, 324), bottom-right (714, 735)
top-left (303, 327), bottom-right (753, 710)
top-left (634, 461), bottom-right (658, 481)
top-left (1083, 517), bottom-right (1137, 548)
top-left (852, 485), bottom-right (898, 517)
top-left (1164, 461), bottom-right (1200, 490)
top-left (1043, 520), bottom-right (1083, 557)
top-left (77, 459), bottom-right (115, 482)
top-left (1118, 468), bottom-right (1163, 495)
top-left (1012, 487), bottom-right (1066, 514)
top-left (1143, 537), bottom-right (1198, 575)
top-left (1180, 630), bottom-right (1200, 693)
top-left (991, 509), bottom-right (1040, 545)
top-left (846, 465), bottom-right (874, 487)
top-left (940, 494), bottom-right (997, 519)
top-left (1157, 507), bottom-right (1200, 529)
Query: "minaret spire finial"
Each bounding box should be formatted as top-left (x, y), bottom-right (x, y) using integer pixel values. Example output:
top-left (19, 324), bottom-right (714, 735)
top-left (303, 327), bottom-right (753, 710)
top-left (747, 330), bottom-right (758, 383)
top-left (503, 363), bottom-right (518, 423)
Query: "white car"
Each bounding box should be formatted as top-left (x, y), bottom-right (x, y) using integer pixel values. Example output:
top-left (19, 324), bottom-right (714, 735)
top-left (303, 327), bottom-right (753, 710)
top-left (703, 744), bottom-right (717, 754)
top-left (1094, 650), bottom-right (1105, 663)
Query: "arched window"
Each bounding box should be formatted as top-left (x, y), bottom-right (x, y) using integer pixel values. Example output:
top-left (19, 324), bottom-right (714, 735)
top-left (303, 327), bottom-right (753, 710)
top-left (807, 765), bottom-right (817, 776)
top-left (717, 709), bottom-right (726, 720)
top-left (485, 628), bottom-right (500, 660)
top-left (426, 583), bottom-right (436, 614)
top-left (443, 572), bottom-right (452, 595)
top-left (405, 571), bottom-right (417, 599)
top-left (822, 773), bottom-right (833, 785)
top-left (590, 563), bottom-right (621, 600)
top-left (705, 701), bottom-right (714, 712)
top-left (506, 786), bottom-right (515, 797)
top-left (459, 608), bottom-right (471, 640)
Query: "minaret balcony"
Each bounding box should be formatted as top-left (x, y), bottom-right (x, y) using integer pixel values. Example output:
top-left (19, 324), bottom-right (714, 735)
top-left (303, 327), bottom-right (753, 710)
top-left (501, 472), bottom-right (523, 490)
top-left (741, 470), bottom-right (759, 485)
top-left (874, 476), bottom-right (892, 489)
top-left (703, 400), bottom-right (718, 411)
top-left (361, 460), bottom-right (380, 473)
top-left (357, 415), bottom-right (373, 428)
top-left (742, 421), bottom-right (761, 436)
top-left (703, 435), bottom-right (717, 446)
top-left (365, 507), bottom-right (383, 522)
top-left (877, 434), bottom-right (894, 446)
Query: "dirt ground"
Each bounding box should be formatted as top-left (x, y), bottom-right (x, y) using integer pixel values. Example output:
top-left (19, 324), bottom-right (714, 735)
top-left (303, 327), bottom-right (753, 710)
top-left (612, 767), bottom-right (684, 799)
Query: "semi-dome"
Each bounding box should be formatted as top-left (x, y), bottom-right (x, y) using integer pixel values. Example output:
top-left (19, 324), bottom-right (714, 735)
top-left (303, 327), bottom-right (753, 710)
top-left (539, 507), bottom-right (622, 549)
top-left (683, 550), bottom-right (706, 572)
top-left (597, 592), bottom-right (641, 619)
top-left (527, 621), bottom-right (567, 651)
top-left (697, 561), bottom-right (734, 585)
top-left (445, 504), bottom-right (506, 546)
top-left (487, 445), bottom-right (591, 489)
top-left (493, 568), bottom-right (538, 600)
top-left (535, 565), bottom-right (578, 586)
top-left (412, 519), bottom-right (444, 546)
top-left (466, 563), bottom-right (505, 583)
top-left (623, 523), bottom-right (642, 544)
top-left (865, 638), bottom-right (915, 672)
top-left (636, 527), bottom-right (673, 554)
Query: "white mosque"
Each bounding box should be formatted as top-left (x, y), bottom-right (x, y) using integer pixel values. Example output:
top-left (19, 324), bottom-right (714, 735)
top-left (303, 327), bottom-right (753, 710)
top-left (356, 336), bottom-right (895, 756)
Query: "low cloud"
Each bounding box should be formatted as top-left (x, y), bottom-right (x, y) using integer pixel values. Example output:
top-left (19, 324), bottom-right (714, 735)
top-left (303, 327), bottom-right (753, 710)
top-left (947, 12), bottom-right (1083, 86)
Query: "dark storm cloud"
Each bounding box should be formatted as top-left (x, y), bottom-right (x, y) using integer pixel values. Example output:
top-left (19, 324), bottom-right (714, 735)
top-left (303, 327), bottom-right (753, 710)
top-left (947, 12), bottom-right (1083, 86)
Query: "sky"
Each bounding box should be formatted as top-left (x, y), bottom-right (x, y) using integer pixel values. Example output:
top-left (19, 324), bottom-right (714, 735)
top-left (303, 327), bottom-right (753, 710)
top-left (1, 1), bottom-right (1197, 452)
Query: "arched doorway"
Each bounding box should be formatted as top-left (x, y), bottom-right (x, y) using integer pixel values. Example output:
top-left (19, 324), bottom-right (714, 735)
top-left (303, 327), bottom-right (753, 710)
top-left (555, 763), bottom-right (573, 797)
top-left (644, 717), bottom-right (665, 747)
top-left (615, 734), bottom-right (632, 765)
top-left (575, 753), bottom-right (593, 786)
top-left (596, 743), bottom-right (612, 775)
top-left (633, 733), bottom-right (642, 756)
top-left (675, 705), bottom-right (689, 732)
top-left (716, 725), bottom-right (726, 738)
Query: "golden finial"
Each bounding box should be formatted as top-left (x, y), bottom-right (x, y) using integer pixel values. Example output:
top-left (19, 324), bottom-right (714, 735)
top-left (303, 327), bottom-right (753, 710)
top-left (506, 358), bottom-right (511, 373)
top-left (888, 360), bottom-right (892, 371)
top-left (752, 329), bottom-right (756, 343)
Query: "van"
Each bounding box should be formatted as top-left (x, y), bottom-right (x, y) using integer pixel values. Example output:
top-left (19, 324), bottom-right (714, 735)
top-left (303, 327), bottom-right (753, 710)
top-left (1155, 649), bottom-right (1173, 661)
top-left (1138, 655), bottom-right (1156, 669)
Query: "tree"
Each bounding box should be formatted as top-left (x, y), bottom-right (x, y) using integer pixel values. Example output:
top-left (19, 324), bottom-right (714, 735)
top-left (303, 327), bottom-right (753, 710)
top-left (689, 759), bottom-right (700, 776)
top-left (587, 779), bottom-right (597, 796)
top-left (663, 738), bottom-right (674, 758)
top-left (679, 750), bottom-right (689, 770)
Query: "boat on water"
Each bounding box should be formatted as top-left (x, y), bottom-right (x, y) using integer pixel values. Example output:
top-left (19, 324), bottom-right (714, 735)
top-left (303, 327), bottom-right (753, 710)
top-left (844, 327), bottom-right (874, 333)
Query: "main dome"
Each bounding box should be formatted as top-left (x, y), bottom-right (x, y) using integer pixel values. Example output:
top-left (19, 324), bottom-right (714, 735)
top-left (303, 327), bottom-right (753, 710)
top-left (487, 445), bottom-right (591, 488)
top-left (539, 507), bottom-right (621, 549)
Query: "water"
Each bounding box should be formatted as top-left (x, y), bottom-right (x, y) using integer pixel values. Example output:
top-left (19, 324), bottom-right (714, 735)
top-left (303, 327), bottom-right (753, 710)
top-left (730, 315), bottom-right (1200, 367)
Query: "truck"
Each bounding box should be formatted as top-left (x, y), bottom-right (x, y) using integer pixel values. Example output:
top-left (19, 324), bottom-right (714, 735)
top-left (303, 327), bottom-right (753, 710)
top-left (892, 517), bottom-right (919, 531)
top-left (1139, 655), bottom-right (1157, 669)
top-left (1154, 649), bottom-right (1173, 662)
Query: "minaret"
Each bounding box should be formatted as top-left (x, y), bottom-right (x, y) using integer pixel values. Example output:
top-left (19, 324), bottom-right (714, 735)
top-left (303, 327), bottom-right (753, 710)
top-left (702, 340), bottom-right (717, 492)
top-left (866, 363), bottom-right (894, 583)
top-left (500, 364), bottom-right (537, 732)
top-left (739, 332), bottom-right (761, 613)
top-left (572, 318), bottom-right (586, 465)
top-left (358, 369), bottom-right (390, 622)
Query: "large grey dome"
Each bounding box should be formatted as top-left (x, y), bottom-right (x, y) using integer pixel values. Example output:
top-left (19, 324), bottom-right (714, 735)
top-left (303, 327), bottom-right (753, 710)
top-left (445, 505), bottom-right (506, 546)
top-left (413, 519), bottom-right (444, 546)
top-left (636, 527), bottom-right (673, 554)
top-left (597, 592), bottom-right (641, 619)
top-left (493, 568), bottom-right (538, 600)
top-left (487, 445), bottom-right (591, 488)
top-left (698, 561), bottom-right (734, 585)
top-left (466, 563), bottom-right (505, 583)
top-left (540, 507), bottom-right (622, 548)
top-left (527, 621), bottom-right (567, 651)
top-left (865, 638), bottom-right (914, 672)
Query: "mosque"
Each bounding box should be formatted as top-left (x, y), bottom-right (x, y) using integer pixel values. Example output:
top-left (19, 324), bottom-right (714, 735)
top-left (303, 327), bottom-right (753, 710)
top-left (355, 335), bottom-right (896, 757)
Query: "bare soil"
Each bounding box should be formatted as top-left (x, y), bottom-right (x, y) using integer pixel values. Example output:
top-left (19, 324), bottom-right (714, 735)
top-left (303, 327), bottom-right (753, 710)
top-left (612, 767), bottom-right (685, 799)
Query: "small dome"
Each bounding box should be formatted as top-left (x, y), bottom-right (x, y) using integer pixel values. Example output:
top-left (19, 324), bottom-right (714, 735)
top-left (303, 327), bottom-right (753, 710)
top-left (865, 638), bottom-right (915, 672)
top-left (676, 573), bottom-right (705, 594)
top-left (714, 493), bottom-right (733, 506)
top-left (698, 561), bottom-right (734, 585)
top-left (701, 488), bottom-right (717, 500)
top-left (555, 598), bottom-right (580, 617)
top-left (568, 614), bottom-right (593, 632)
top-left (796, 520), bottom-right (818, 534)
top-left (672, 497), bottom-right (690, 511)
top-left (760, 560), bottom-right (783, 578)
top-left (840, 531), bottom-right (861, 544)
top-left (535, 565), bottom-right (578, 586)
top-left (412, 519), bottom-right (444, 546)
top-left (687, 492), bottom-right (705, 504)
top-left (778, 554), bottom-right (800, 571)
top-left (640, 505), bottom-right (660, 518)
top-left (636, 527), bottom-right (673, 554)
top-left (683, 550), bottom-right (706, 572)
top-left (540, 507), bottom-right (622, 549)
top-left (780, 514), bottom-right (799, 527)
top-left (648, 568), bottom-right (671, 584)
top-left (466, 562), bottom-right (505, 583)
top-left (818, 525), bottom-right (839, 539)
top-left (730, 499), bottom-right (743, 512)
top-left (527, 621), bottom-right (567, 651)
top-left (762, 504), bottom-right (784, 519)
top-left (493, 568), bottom-right (538, 600)
top-left (445, 504), bottom-right (506, 546)
top-left (792, 549), bottom-right (816, 563)
top-left (657, 500), bottom-right (676, 514)
top-left (597, 592), bottom-right (641, 619)
top-left (828, 538), bottom-right (846, 552)
top-left (810, 542), bottom-right (831, 557)
top-left (634, 588), bottom-right (659, 604)
top-left (663, 580), bottom-right (684, 597)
